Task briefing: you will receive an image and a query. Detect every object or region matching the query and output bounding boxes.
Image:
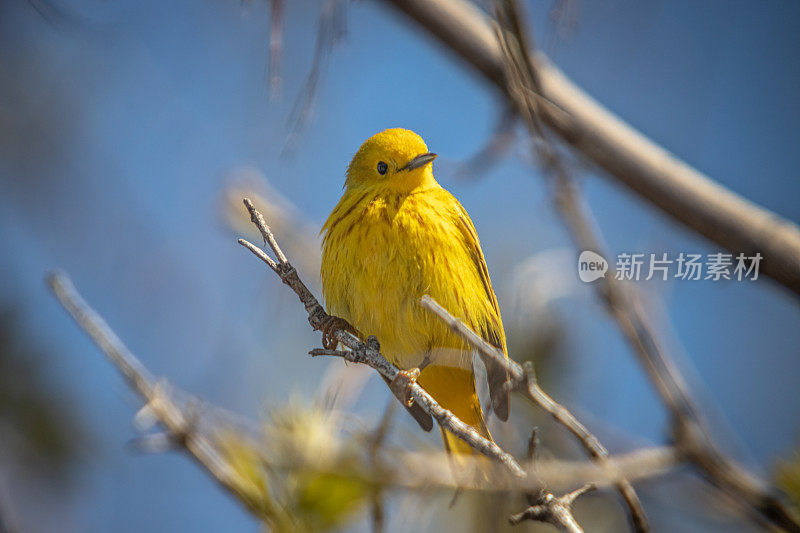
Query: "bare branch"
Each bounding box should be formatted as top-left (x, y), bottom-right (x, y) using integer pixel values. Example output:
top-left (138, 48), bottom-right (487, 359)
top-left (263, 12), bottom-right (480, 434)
top-left (48, 271), bottom-right (156, 398)
top-left (509, 483), bottom-right (596, 532)
top-left (238, 237), bottom-right (278, 272)
top-left (488, 7), bottom-right (651, 528)
top-left (456, 106), bottom-right (517, 181)
top-left (381, 0), bottom-right (800, 296)
top-left (222, 177), bottom-right (322, 281)
top-left (46, 272), bottom-right (274, 519)
top-left (46, 272), bottom-right (679, 524)
top-left (238, 198), bottom-right (526, 477)
top-left (421, 295), bottom-right (648, 531)
top-left (511, 427), bottom-right (595, 532)
top-left (368, 402), bottom-right (394, 533)
top-left (244, 197), bottom-right (287, 265)
top-left (282, 0), bottom-right (348, 155)
top-left (487, 1), bottom-right (800, 529)
top-left (268, 0), bottom-right (283, 100)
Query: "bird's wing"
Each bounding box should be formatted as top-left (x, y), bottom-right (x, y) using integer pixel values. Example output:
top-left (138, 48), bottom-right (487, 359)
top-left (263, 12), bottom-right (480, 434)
top-left (453, 202), bottom-right (511, 421)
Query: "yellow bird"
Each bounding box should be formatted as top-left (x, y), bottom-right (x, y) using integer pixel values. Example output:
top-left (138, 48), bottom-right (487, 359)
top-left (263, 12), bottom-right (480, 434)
top-left (320, 128), bottom-right (509, 454)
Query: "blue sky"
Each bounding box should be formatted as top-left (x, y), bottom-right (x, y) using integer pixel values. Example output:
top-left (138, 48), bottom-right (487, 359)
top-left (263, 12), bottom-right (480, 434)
top-left (1, 0), bottom-right (798, 531)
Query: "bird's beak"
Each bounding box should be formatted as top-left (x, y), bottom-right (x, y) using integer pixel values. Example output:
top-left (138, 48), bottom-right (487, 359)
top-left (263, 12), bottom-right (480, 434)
top-left (400, 152), bottom-right (437, 171)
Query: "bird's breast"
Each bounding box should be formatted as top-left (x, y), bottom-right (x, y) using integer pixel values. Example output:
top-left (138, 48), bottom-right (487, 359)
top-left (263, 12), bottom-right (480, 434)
top-left (322, 192), bottom-right (467, 369)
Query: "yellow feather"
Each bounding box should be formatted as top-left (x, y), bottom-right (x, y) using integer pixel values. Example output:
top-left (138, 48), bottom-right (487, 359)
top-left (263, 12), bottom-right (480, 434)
top-left (321, 128), bottom-right (509, 453)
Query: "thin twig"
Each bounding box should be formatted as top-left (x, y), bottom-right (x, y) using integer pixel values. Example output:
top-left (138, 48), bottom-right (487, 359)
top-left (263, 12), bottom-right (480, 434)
top-left (238, 198), bottom-right (526, 477)
top-left (421, 295), bottom-right (648, 531)
top-left (268, 0), bottom-right (283, 100)
top-left (508, 483), bottom-right (596, 531)
top-left (368, 402), bottom-right (395, 533)
top-left (525, 428), bottom-right (542, 505)
top-left (508, 428), bottom-right (595, 531)
top-left (282, 0), bottom-right (348, 155)
top-left (48, 271), bottom-right (156, 398)
top-left (457, 106), bottom-right (517, 181)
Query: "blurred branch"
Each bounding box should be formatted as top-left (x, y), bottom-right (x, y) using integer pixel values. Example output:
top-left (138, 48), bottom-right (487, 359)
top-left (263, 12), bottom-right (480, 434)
top-left (265, 428), bottom-right (675, 493)
top-left (237, 196), bottom-right (690, 530)
top-left (268, 0), bottom-right (284, 100)
top-left (508, 483), bottom-right (596, 531)
top-left (367, 402), bottom-right (394, 533)
top-left (544, 0), bottom-right (579, 51)
top-left (507, 429), bottom-right (595, 532)
top-left (491, 2), bottom-right (648, 526)
top-left (456, 105), bottom-right (516, 181)
top-left (381, 0), bottom-right (800, 296)
top-left (46, 273), bottom-right (274, 519)
top-left (237, 198), bottom-right (526, 477)
top-left (48, 273), bottom-right (156, 398)
top-left (46, 271), bottom-right (678, 525)
top-left (421, 295), bottom-right (648, 532)
top-left (283, 0), bottom-right (348, 155)
top-left (488, 1), bottom-right (800, 531)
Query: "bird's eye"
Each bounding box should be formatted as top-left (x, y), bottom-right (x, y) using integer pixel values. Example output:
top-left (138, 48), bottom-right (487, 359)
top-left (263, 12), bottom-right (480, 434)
top-left (376, 161), bottom-right (388, 175)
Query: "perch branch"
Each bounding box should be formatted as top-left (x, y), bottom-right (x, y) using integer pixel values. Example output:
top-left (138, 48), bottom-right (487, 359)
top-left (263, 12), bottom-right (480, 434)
top-left (238, 198), bottom-right (526, 477)
top-left (381, 0), bottom-right (800, 296)
top-left (239, 197), bottom-right (648, 530)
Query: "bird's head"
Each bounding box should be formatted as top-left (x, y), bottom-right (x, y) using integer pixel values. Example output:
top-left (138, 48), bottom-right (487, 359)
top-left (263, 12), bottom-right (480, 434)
top-left (345, 128), bottom-right (437, 191)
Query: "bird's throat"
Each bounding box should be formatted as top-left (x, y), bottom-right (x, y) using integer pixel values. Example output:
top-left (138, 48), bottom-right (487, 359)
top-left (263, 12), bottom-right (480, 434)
top-left (385, 167), bottom-right (438, 195)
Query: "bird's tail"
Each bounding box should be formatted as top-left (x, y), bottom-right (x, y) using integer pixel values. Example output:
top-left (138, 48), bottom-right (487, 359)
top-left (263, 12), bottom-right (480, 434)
top-left (416, 364), bottom-right (492, 456)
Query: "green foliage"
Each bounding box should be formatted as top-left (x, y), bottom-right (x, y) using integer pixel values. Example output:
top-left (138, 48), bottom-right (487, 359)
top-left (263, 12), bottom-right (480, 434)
top-left (0, 306), bottom-right (87, 480)
top-left (775, 447), bottom-right (800, 512)
top-left (219, 401), bottom-right (370, 532)
top-left (292, 472), bottom-right (369, 531)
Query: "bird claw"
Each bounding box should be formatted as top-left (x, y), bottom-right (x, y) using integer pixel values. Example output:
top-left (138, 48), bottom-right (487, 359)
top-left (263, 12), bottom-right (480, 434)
top-left (366, 335), bottom-right (380, 352)
top-left (319, 315), bottom-right (361, 350)
top-left (390, 368), bottom-right (420, 407)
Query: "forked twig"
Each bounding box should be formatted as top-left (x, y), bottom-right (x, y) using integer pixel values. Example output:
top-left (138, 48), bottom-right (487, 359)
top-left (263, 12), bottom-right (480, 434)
top-left (508, 483), bottom-right (596, 531)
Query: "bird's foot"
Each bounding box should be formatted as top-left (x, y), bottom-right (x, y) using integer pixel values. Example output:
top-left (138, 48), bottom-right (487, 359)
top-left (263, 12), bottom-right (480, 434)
top-left (390, 368), bottom-right (420, 408)
top-left (366, 335), bottom-right (380, 352)
top-left (318, 315), bottom-right (361, 350)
